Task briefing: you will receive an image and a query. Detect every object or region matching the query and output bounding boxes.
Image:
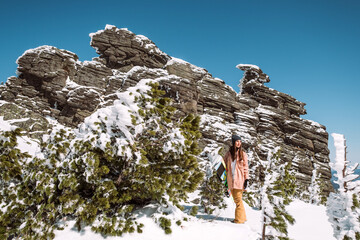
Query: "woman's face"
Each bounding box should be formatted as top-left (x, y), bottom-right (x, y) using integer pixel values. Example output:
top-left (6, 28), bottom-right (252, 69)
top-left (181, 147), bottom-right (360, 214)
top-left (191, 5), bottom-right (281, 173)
top-left (235, 140), bottom-right (241, 148)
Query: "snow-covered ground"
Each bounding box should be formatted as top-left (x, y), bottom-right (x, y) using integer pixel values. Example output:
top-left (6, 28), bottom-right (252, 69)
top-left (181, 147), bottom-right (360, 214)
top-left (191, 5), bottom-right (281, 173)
top-left (287, 199), bottom-right (335, 240)
top-left (0, 116), bottom-right (40, 157)
top-left (54, 198), bottom-right (335, 240)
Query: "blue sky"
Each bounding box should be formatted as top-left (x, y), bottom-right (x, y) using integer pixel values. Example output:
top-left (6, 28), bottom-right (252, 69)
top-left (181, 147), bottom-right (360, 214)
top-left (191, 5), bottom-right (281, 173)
top-left (0, 0), bottom-right (359, 164)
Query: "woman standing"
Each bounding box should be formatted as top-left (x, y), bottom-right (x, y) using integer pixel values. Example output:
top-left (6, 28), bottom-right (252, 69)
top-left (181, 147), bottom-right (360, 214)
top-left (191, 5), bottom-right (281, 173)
top-left (224, 134), bottom-right (249, 224)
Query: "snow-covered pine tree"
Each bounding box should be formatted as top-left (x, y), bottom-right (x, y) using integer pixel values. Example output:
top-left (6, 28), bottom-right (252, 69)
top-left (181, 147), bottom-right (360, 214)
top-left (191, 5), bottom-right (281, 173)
top-left (260, 147), bottom-right (296, 240)
top-left (308, 162), bottom-right (327, 205)
top-left (0, 80), bottom-right (205, 239)
top-left (327, 133), bottom-right (360, 240)
top-left (243, 150), bottom-right (263, 208)
top-left (123, 82), bottom-right (204, 206)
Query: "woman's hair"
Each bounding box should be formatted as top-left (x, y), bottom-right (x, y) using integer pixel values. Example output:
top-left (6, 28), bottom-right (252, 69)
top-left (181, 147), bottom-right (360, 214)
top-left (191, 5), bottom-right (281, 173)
top-left (229, 144), bottom-right (243, 162)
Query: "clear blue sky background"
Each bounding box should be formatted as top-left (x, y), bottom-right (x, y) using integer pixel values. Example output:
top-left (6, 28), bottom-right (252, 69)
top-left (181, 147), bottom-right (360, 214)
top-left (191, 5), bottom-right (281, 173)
top-left (0, 0), bottom-right (359, 164)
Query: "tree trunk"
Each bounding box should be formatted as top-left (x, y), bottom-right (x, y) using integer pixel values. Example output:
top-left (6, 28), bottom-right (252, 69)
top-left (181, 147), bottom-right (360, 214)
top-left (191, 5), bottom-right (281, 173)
top-left (343, 138), bottom-right (347, 192)
top-left (262, 216), bottom-right (266, 240)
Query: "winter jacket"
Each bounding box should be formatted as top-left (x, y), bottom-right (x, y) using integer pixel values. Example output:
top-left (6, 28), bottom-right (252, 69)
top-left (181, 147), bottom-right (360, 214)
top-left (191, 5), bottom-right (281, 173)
top-left (224, 150), bottom-right (249, 190)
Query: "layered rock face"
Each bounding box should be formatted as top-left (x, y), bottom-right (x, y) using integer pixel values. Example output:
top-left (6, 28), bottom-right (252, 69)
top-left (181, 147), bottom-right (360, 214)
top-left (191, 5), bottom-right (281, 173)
top-left (235, 65), bottom-right (331, 192)
top-left (0, 25), bottom-right (332, 194)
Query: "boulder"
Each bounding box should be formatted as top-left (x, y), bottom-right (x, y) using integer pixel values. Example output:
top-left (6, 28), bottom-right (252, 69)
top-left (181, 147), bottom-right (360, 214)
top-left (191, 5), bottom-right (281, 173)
top-left (90, 25), bottom-right (170, 69)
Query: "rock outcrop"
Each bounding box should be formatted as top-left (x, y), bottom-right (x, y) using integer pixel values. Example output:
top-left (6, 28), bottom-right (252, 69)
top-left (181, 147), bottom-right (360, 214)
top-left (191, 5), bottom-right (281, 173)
top-left (0, 24), bottom-right (332, 195)
top-left (235, 64), bottom-right (331, 191)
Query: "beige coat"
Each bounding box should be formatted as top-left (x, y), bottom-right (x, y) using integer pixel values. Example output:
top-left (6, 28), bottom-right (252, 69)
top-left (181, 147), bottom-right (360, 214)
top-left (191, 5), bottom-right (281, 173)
top-left (224, 151), bottom-right (249, 190)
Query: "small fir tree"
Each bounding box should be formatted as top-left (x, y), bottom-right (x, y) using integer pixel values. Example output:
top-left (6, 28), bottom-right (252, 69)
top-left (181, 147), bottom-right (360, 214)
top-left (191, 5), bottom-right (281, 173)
top-left (125, 82), bottom-right (204, 207)
top-left (242, 150), bottom-right (263, 208)
top-left (260, 147), bottom-right (296, 240)
top-left (308, 162), bottom-right (327, 205)
top-left (200, 168), bottom-right (227, 214)
top-left (327, 133), bottom-right (360, 240)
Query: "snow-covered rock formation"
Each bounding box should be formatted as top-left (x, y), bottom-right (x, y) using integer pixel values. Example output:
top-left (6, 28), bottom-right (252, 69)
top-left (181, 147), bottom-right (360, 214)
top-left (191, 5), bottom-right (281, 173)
top-left (0, 24), bottom-right (332, 194)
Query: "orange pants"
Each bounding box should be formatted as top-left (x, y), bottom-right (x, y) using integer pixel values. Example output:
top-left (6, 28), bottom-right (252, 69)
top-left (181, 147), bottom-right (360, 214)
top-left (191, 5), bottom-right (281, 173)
top-left (231, 189), bottom-right (247, 223)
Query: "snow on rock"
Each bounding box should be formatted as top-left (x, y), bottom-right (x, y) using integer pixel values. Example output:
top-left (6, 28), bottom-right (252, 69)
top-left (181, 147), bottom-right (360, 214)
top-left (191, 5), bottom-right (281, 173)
top-left (200, 114), bottom-right (246, 146)
top-left (16, 45), bottom-right (77, 65)
top-left (16, 135), bottom-right (39, 159)
top-left (236, 64), bottom-right (260, 70)
top-left (166, 57), bottom-right (208, 76)
top-left (237, 63), bottom-right (270, 87)
top-left (90, 24), bottom-right (169, 69)
top-left (0, 116), bottom-right (40, 158)
top-left (0, 116), bottom-right (16, 131)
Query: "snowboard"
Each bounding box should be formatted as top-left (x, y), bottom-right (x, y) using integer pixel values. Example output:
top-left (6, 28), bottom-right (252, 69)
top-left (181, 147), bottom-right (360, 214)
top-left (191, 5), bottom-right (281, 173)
top-left (216, 158), bottom-right (231, 197)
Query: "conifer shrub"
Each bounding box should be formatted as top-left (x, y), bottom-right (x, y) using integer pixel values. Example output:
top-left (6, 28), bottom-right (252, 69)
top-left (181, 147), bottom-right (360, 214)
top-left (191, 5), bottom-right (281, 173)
top-left (158, 217), bottom-right (172, 234)
top-left (200, 169), bottom-right (227, 214)
top-left (352, 194), bottom-right (360, 210)
top-left (0, 81), bottom-right (205, 239)
top-left (297, 162), bottom-right (328, 205)
top-left (189, 206), bottom-right (199, 216)
top-left (0, 128), bottom-right (29, 183)
top-left (242, 152), bottom-right (263, 209)
top-left (197, 146), bottom-right (230, 215)
top-left (0, 128), bottom-right (31, 238)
